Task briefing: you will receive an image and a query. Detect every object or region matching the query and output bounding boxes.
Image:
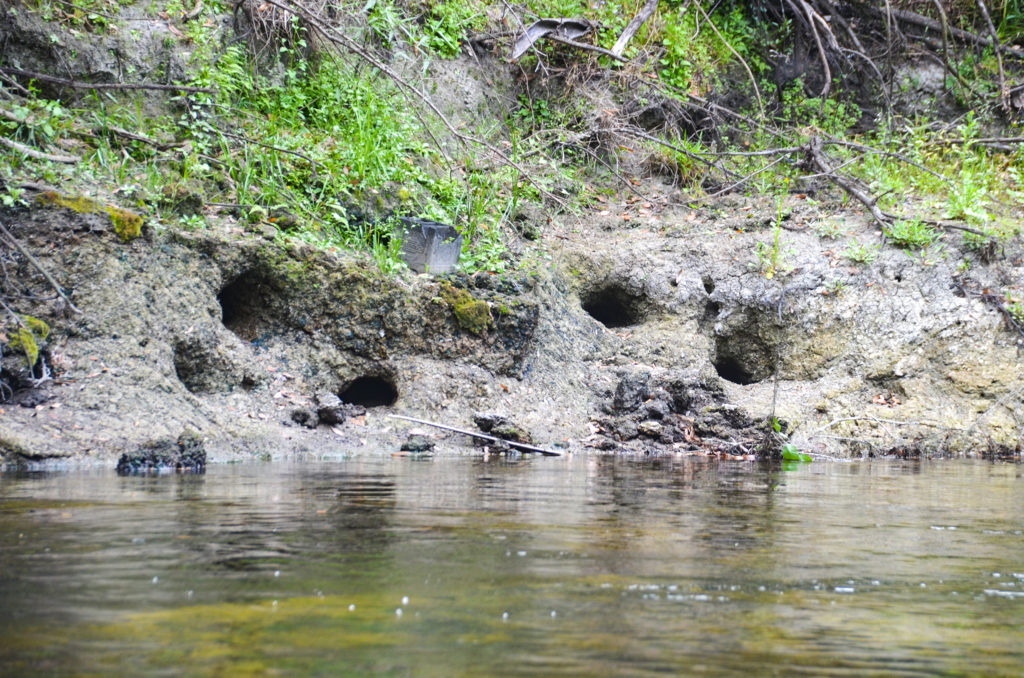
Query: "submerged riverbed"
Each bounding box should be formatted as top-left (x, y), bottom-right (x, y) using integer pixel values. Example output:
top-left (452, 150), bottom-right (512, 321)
top-left (1, 456), bottom-right (1022, 676)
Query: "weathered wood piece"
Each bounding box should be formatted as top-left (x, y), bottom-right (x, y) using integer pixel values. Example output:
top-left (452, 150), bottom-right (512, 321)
top-left (390, 414), bottom-right (562, 456)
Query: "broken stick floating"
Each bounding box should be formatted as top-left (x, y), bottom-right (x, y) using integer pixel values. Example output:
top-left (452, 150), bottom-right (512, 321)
top-left (389, 414), bottom-right (562, 456)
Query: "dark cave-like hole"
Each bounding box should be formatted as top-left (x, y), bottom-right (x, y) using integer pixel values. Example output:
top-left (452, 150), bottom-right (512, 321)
top-left (712, 330), bottom-right (774, 386)
top-left (712, 355), bottom-right (759, 385)
top-left (582, 285), bottom-right (643, 329)
top-left (172, 343), bottom-right (202, 393)
top-left (702, 299), bottom-right (721, 322)
top-left (218, 271), bottom-right (270, 341)
top-left (702, 275), bottom-right (716, 294)
top-left (339, 376), bottom-right (399, 408)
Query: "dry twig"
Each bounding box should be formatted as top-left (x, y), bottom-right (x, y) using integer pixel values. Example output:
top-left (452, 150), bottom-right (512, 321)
top-left (0, 221), bottom-right (82, 314)
top-left (611, 0), bottom-right (661, 57)
top-left (0, 136), bottom-right (79, 164)
top-left (0, 67), bottom-right (218, 93)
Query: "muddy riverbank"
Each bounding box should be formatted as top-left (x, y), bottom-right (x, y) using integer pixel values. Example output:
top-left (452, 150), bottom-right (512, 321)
top-left (1, 182), bottom-right (1020, 465)
top-left (1, 1), bottom-right (1022, 464)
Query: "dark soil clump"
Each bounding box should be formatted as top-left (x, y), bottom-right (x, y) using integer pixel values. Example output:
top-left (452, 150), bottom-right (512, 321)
top-left (116, 432), bottom-right (207, 474)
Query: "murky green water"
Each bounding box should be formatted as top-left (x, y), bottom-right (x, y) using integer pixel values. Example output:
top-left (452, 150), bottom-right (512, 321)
top-left (1, 456), bottom-right (1022, 676)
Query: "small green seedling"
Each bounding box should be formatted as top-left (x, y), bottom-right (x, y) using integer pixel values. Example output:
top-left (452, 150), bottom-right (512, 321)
top-left (781, 443), bottom-right (812, 462)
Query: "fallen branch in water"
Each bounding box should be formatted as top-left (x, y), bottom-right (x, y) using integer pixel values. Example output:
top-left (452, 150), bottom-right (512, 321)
top-left (390, 414), bottom-right (562, 456)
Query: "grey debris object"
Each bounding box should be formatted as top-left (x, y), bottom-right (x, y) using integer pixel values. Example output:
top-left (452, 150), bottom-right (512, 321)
top-left (510, 18), bottom-right (593, 60)
top-left (395, 218), bottom-right (463, 274)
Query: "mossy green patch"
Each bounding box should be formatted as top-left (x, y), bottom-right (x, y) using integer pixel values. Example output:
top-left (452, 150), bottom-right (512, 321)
top-left (8, 327), bottom-right (39, 367)
top-left (106, 206), bottom-right (143, 241)
top-left (37, 191), bottom-right (102, 213)
top-left (5, 315), bottom-right (49, 367)
top-left (439, 283), bottom-right (492, 335)
top-left (36, 190), bottom-right (142, 241)
top-left (19, 315), bottom-right (50, 340)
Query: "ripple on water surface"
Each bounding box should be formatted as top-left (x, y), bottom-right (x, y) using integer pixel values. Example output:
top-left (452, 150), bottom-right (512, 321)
top-left (0, 457), bottom-right (1022, 677)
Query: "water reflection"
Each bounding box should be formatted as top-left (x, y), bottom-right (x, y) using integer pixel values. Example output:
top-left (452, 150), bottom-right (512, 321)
top-left (0, 457), bottom-right (1022, 676)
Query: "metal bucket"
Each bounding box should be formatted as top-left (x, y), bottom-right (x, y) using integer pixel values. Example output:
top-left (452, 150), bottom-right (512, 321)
top-left (395, 218), bottom-right (463, 274)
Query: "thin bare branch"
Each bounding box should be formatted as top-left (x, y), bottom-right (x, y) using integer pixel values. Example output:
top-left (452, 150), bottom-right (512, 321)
top-left (879, 6), bottom-right (1024, 57)
top-left (0, 136), bottom-right (79, 163)
top-left (974, 0), bottom-right (1010, 112)
top-left (616, 127), bottom-right (742, 179)
top-left (0, 67), bottom-right (218, 93)
top-left (545, 34), bottom-right (628, 62)
top-left (694, 1), bottom-right (764, 119)
top-left (796, 0), bottom-right (833, 102)
top-left (0, 222), bottom-right (82, 314)
top-left (806, 135), bottom-right (892, 225)
top-left (219, 130), bottom-right (321, 182)
top-left (611, 0), bottom-right (662, 57)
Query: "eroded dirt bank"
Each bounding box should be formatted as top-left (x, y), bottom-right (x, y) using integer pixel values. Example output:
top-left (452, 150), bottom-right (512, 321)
top-left (1, 188), bottom-right (1020, 465)
top-left (2, 0), bottom-right (1023, 464)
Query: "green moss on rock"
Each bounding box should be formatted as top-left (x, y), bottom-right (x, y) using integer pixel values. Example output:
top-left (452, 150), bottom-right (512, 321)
top-left (5, 315), bottom-right (49, 368)
top-left (8, 327), bottom-right (39, 367)
top-left (106, 206), bottom-right (143, 241)
top-left (439, 283), bottom-right (492, 335)
top-left (36, 191), bottom-right (143, 241)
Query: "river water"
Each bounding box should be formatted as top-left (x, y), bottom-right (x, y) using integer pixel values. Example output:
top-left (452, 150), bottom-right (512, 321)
top-left (1, 456), bottom-right (1022, 676)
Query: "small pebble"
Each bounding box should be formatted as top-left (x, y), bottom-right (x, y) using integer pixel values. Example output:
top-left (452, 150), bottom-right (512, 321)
top-left (152, 576), bottom-right (159, 584)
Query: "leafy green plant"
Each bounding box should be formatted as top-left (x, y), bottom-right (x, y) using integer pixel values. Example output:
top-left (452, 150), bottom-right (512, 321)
top-left (178, 214), bottom-right (206, 230)
top-left (414, 1), bottom-right (486, 58)
top-left (884, 220), bottom-right (940, 250)
top-left (946, 113), bottom-right (995, 224)
top-left (825, 279), bottom-right (847, 296)
top-left (365, 0), bottom-right (406, 47)
top-left (781, 443), bottom-right (812, 462)
top-left (844, 238), bottom-right (879, 264)
top-left (659, 4), bottom-right (762, 94)
top-left (1, 185), bottom-right (27, 207)
top-left (757, 184), bottom-right (791, 279)
top-left (1005, 292), bottom-right (1024, 325)
top-left (512, 95), bottom-right (555, 132)
top-left (459, 224), bottom-right (507, 274)
top-left (814, 221), bottom-right (844, 239)
top-left (780, 82), bottom-right (860, 134)
top-left (770, 418), bottom-right (812, 462)
top-left (997, 0), bottom-right (1024, 39)
top-left (961, 223), bottom-right (1008, 253)
top-left (365, 217), bottom-right (408, 274)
